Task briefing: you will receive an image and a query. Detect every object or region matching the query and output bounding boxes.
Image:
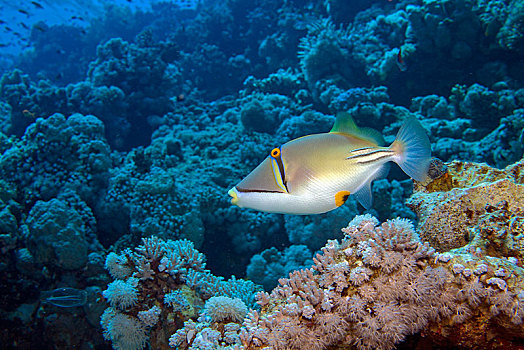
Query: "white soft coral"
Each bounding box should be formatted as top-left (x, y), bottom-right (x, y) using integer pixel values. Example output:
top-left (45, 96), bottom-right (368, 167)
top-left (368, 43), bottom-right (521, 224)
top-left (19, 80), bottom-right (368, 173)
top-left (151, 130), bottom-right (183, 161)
top-left (103, 278), bottom-right (138, 310)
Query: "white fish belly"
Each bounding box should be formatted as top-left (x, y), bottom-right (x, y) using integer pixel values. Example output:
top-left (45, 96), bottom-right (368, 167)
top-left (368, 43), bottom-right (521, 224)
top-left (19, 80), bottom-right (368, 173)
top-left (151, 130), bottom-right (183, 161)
top-left (235, 189), bottom-right (336, 215)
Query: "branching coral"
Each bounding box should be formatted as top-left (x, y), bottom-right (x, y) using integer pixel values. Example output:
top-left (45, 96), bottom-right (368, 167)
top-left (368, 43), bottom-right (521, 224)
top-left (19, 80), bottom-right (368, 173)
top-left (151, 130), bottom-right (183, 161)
top-left (101, 236), bottom-right (261, 350)
top-left (241, 215), bottom-right (445, 350)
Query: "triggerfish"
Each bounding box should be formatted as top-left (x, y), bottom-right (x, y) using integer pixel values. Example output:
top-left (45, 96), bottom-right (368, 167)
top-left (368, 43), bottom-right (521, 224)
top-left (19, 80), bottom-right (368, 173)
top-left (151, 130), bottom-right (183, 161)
top-left (228, 113), bottom-right (431, 214)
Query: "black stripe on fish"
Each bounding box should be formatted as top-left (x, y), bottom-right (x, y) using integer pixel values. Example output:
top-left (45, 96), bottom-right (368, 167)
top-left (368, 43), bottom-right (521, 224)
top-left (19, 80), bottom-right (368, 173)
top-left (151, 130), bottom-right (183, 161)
top-left (236, 187), bottom-right (285, 194)
top-left (272, 148), bottom-right (289, 193)
top-left (346, 148), bottom-right (394, 164)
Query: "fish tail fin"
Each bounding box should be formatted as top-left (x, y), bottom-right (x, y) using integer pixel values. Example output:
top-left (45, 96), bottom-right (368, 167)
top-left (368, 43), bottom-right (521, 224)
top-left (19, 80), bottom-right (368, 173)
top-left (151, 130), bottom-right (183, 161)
top-left (389, 117), bottom-right (431, 181)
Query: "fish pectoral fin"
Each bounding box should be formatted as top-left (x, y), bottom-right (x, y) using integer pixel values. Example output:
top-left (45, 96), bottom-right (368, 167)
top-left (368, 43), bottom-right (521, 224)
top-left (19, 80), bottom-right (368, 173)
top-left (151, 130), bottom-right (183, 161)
top-left (354, 184), bottom-right (372, 209)
top-left (335, 190), bottom-right (351, 207)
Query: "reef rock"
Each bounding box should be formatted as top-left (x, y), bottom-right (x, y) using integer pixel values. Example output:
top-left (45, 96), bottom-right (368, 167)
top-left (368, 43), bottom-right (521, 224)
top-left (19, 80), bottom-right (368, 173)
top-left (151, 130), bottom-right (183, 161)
top-left (408, 158), bottom-right (524, 253)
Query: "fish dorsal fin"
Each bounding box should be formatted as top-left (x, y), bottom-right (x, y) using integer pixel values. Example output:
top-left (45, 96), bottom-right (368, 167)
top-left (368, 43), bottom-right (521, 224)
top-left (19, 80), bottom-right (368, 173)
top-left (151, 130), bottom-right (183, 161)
top-left (330, 112), bottom-right (359, 134)
top-left (330, 112), bottom-right (385, 146)
top-left (359, 127), bottom-right (385, 146)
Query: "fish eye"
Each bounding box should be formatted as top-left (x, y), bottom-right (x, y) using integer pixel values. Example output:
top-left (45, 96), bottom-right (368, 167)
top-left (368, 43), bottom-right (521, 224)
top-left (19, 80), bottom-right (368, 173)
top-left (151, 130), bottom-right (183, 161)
top-left (271, 148), bottom-right (280, 158)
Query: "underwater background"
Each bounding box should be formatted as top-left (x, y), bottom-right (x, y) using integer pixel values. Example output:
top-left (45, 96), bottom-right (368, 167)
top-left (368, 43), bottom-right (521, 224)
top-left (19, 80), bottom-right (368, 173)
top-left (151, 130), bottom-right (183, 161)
top-left (0, 0), bottom-right (523, 349)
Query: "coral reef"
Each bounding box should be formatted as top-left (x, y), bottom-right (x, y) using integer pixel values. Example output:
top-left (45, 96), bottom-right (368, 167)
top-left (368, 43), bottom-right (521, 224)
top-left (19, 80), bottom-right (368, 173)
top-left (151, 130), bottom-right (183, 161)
top-left (0, 0), bottom-right (523, 348)
top-left (100, 236), bottom-right (261, 350)
top-left (408, 158), bottom-right (524, 252)
top-left (26, 198), bottom-right (89, 270)
top-left (246, 244), bottom-right (312, 291)
top-left (410, 84), bottom-right (524, 170)
top-left (496, 0), bottom-right (524, 51)
top-left (0, 112), bottom-right (111, 206)
top-left (298, 19), bottom-right (357, 95)
top-left (86, 36), bottom-right (181, 148)
top-left (204, 296), bottom-right (248, 323)
top-left (240, 213), bottom-right (524, 350)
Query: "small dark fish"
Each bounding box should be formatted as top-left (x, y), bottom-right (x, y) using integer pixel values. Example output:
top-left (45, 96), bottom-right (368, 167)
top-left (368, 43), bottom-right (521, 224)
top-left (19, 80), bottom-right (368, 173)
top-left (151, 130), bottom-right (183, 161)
top-left (0, 20), bottom-right (6, 25)
top-left (71, 16), bottom-right (84, 21)
top-left (31, 1), bottom-right (44, 9)
top-left (19, 22), bottom-right (29, 30)
top-left (4, 26), bottom-right (12, 32)
top-left (396, 47), bottom-right (407, 72)
top-left (174, 0), bottom-right (199, 10)
top-left (40, 288), bottom-right (87, 307)
top-left (0, 43), bottom-right (9, 47)
top-left (34, 23), bottom-right (46, 32)
top-left (18, 9), bottom-right (30, 16)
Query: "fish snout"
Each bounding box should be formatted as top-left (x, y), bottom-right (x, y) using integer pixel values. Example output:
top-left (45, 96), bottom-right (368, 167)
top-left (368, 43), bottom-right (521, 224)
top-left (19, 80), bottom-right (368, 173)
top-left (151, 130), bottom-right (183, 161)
top-left (228, 188), bottom-right (239, 206)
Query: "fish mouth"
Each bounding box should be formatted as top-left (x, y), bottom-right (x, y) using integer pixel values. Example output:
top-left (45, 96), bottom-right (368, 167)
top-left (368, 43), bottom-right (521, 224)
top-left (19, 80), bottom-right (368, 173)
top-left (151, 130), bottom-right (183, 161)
top-left (228, 188), bottom-right (239, 206)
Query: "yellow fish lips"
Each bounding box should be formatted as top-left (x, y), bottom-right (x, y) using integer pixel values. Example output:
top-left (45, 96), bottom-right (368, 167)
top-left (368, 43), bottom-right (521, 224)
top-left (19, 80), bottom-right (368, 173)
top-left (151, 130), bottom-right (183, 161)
top-left (228, 188), bottom-right (239, 206)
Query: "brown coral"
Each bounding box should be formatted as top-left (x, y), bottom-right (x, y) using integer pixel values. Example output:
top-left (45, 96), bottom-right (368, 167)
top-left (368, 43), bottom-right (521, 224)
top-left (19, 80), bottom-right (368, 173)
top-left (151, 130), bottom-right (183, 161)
top-left (408, 158), bottom-right (524, 252)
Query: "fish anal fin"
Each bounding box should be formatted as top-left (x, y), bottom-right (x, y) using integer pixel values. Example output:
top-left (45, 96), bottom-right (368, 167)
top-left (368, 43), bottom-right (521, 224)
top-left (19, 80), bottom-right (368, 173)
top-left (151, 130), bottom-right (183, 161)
top-left (353, 164), bottom-right (389, 209)
top-left (377, 162), bottom-right (390, 180)
top-left (354, 184), bottom-right (372, 209)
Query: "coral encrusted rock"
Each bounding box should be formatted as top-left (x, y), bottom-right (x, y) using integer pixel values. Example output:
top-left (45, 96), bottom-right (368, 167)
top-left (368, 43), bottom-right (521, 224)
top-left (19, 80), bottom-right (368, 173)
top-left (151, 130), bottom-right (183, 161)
top-left (408, 158), bottom-right (524, 252)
